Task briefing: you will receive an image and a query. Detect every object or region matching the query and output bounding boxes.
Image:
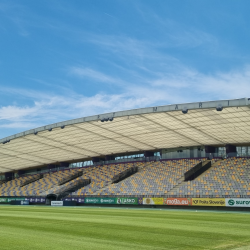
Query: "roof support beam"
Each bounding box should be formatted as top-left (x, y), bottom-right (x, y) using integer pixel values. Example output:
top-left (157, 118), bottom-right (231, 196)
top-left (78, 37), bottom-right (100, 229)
top-left (23, 136), bottom-right (91, 158)
top-left (83, 122), bottom-right (156, 150)
top-left (165, 112), bottom-right (224, 144)
top-left (141, 114), bottom-right (202, 146)
top-left (0, 147), bottom-right (54, 162)
top-left (74, 124), bottom-right (142, 152)
top-left (0, 150), bottom-right (47, 166)
top-left (33, 133), bottom-right (101, 156)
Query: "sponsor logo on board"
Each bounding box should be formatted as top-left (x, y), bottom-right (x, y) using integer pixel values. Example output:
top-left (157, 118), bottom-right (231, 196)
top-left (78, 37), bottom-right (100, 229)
top-left (192, 198), bottom-right (225, 206)
top-left (226, 198), bottom-right (250, 207)
top-left (51, 201), bottom-right (63, 206)
top-left (116, 198), bottom-right (138, 205)
top-left (164, 198), bottom-right (192, 206)
top-left (143, 198), bottom-right (164, 205)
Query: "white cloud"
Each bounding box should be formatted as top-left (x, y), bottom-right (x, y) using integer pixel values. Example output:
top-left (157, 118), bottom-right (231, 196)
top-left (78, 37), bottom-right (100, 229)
top-left (0, 3), bottom-right (249, 138)
top-left (0, 105), bottom-right (37, 120)
top-left (197, 67), bottom-right (250, 98)
top-left (0, 122), bottom-right (38, 129)
top-left (69, 67), bottom-right (117, 83)
top-left (0, 63), bottom-right (249, 139)
top-left (150, 66), bottom-right (250, 100)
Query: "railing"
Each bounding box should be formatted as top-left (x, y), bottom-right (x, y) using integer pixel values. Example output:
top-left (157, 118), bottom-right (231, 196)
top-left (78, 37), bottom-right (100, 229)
top-left (67, 194), bottom-right (250, 199)
top-left (9, 155), bottom-right (250, 179)
top-left (94, 156), bottom-right (161, 166)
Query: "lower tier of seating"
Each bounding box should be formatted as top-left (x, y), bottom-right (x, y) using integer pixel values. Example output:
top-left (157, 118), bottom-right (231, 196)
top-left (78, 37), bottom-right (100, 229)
top-left (0, 157), bottom-right (249, 198)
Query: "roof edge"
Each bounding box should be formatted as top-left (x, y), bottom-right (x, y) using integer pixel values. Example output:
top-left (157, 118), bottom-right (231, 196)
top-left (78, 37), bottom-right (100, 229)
top-left (1, 97), bottom-right (249, 143)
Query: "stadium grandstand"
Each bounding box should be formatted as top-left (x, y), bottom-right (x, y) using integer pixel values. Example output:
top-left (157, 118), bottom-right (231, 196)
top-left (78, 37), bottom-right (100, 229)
top-left (0, 97), bottom-right (250, 207)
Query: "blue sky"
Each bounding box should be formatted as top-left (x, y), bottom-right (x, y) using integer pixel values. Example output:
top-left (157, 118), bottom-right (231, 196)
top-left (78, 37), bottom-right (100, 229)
top-left (1, 0), bottom-right (250, 138)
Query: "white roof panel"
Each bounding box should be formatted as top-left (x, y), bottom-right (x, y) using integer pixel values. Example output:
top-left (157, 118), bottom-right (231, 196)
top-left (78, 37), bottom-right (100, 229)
top-left (0, 98), bottom-right (249, 173)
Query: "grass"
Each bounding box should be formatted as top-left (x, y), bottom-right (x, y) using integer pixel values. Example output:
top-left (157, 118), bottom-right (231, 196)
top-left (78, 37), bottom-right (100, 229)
top-left (0, 206), bottom-right (250, 250)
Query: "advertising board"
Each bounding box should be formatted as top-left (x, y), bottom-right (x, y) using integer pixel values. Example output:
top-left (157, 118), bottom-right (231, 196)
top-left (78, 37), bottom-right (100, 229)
top-left (20, 200), bottom-right (30, 205)
top-left (85, 197), bottom-right (116, 204)
top-left (0, 198), bottom-right (7, 203)
top-left (116, 198), bottom-right (138, 205)
top-left (164, 198), bottom-right (192, 206)
top-left (0, 197), bottom-right (26, 203)
top-left (77, 198), bottom-right (85, 203)
top-left (226, 198), bottom-right (250, 207)
top-left (192, 198), bottom-right (225, 206)
top-left (63, 198), bottom-right (72, 202)
top-left (8, 197), bottom-right (26, 202)
top-left (71, 198), bottom-right (79, 203)
top-left (51, 201), bottom-right (63, 206)
top-left (143, 198), bottom-right (163, 205)
top-left (85, 197), bottom-right (99, 204)
top-left (28, 197), bottom-right (46, 203)
top-left (98, 198), bottom-right (116, 204)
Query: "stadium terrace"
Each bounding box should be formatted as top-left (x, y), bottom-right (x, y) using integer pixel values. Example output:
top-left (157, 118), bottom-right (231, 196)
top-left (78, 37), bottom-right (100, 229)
top-left (0, 98), bottom-right (250, 208)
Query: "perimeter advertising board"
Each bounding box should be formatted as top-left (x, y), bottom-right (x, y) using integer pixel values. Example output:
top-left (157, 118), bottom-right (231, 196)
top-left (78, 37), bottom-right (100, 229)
top-left (63, 198), bottom-right (72, 202)
top-left (77, 198), bottom-right (85, 203)
top-left (0, 198), bottom-right (7, 203)
top-left (164, 198), bottom-right (192, 206)
top-left (226, 198), bottom-right (250, 207)
top-left (192, 198), bottom-right (225, 206)
top-left (116, 198), bottom-right (138, 205)
top-left (51, 201), bottom-right (63, 206)
top-left (143, 198), bottom-right (163, 205)
top-left (99, 198), bottom-right (116, 204)
top-left (0, 197), bottom-right (26, 203)
top-left (20, 200), bottom-right (30, 205)
top-left (27, 197), bottom-right (46, 203)
top-left (85, 197), bottom-right (116, 204)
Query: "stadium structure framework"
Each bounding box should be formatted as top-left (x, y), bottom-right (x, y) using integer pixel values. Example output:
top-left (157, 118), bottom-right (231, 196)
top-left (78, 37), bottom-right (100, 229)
top-left (0, 97), bottom-right (250, 174)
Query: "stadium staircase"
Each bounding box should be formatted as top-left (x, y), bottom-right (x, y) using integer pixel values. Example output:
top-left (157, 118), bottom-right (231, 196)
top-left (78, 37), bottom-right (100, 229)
top-left (167, 160), bottom-right (212, 195)
top-left (56, 178), bottom-right (91, 199)
top-left (112, 166), bottom-right (138, 183)
top-left (169, 159), bottom-right (228, 198)
top-left (166, 177), bottom-right (185, 195)
top-left (19, 174), bottom-right (43, 187)
top-left (57, 171), bottom-right (83, 185)
top-left (91, 166), bottom-right (139, 195)
top-left (0, 180), bottom-right (6, 185)
top-left (137, 162), bottom-right (152, 172)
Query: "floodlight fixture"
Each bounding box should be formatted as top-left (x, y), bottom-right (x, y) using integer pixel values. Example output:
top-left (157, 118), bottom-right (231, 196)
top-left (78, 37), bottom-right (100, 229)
top-left (216, 104), bottom-right (223, 111)
top-left (182, 108), bottom-right (188, 114)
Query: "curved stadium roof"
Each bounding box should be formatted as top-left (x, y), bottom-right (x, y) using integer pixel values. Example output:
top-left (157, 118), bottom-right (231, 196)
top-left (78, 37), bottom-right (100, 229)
top-left (0, 98), bottom-right (250, 173)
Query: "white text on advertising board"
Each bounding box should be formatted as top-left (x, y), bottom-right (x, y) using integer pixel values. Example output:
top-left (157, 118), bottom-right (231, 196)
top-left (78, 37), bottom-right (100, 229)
top-left (226, 198), bottom-right (250, 207)
top-left (51, 201), bottom-right (63, 206)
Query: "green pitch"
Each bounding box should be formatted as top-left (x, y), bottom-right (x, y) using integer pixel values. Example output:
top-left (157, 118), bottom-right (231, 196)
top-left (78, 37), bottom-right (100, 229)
top-left (0, 206), bottom-right (250, 250)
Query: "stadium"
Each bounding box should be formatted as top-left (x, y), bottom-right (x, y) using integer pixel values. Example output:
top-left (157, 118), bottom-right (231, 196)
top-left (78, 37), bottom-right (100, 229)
top-left (2, 0), bottom-right (250, 248)
top-left (1, 97), bottom-right (250, 249)
top-left (1, 97), bottom-right (250, 203)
